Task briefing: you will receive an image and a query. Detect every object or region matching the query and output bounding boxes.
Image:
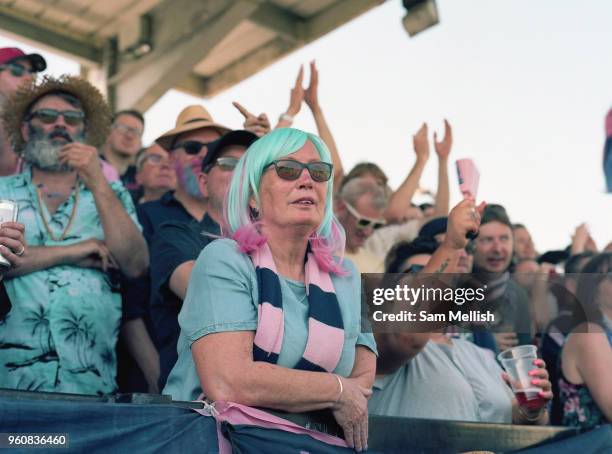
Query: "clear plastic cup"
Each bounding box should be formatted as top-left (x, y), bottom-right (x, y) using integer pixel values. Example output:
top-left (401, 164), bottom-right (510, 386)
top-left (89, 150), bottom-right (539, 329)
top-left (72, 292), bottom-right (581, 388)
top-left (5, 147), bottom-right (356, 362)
top-left (497, 345), bottom-right (546, 411)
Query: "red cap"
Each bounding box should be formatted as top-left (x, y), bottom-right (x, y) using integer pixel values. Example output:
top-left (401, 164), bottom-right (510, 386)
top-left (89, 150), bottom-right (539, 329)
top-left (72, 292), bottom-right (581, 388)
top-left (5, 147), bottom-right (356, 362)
top-left (0, 47), bottom-right (46, 72)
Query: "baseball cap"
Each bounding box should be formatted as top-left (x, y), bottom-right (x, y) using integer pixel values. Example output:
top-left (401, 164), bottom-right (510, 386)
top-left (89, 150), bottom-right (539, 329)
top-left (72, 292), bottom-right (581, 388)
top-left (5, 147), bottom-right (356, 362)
top-left (201, 130), bottom-right (258, 171)
top-left (0, 47), bottom-right (46, 72)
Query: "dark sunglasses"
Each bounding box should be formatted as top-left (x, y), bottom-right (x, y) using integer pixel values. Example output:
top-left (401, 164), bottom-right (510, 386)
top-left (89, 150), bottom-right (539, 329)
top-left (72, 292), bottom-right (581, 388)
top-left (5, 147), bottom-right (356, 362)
top-left (267, 159), bottom-right (333, 182)
top-left (26, 109), bottom-right (85, 126)
top-left (203, 156), bottom-right (239, 173)
top-left (172, 140), bottom-right (216, 155)
top-left (343, 201), bottom-right (386, 230)
top-left (0, 62), bottom-right (33, 77)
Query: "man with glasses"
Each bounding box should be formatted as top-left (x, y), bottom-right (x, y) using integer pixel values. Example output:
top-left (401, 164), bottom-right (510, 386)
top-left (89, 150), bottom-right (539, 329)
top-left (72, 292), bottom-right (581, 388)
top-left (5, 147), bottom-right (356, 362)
top-left (335, 177), bottom-right (388, 273)
top-left (100, 110), bottom-right (145, 189)
top-left (0, 75), bottom-right (148, 394)
top-left (131, 143), bottom-right (176, 204)
top-left (137, 105), bottom-right (230, 242)
top-left (149, 130), bottom-right (257, 388)
top-left (0, 47), bottom-right (46, 176)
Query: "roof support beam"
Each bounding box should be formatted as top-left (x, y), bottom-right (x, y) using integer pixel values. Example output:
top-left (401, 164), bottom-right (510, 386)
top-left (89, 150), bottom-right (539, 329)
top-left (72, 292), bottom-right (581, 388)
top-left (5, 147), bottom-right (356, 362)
top-left (177, 36), bottom-right (293, 98)
top-left (250, 2), bottom-right (303, 42)
top-left (176, 0), bottom-right (385, 99)
top-left (109, 0), bottom-right (260, 112)
top-left (92, 0), bottom-right (164, 38)
top-left (0, 9), bottom-right (102, 64)
top-left (304, 0), bottom-right (385, 43)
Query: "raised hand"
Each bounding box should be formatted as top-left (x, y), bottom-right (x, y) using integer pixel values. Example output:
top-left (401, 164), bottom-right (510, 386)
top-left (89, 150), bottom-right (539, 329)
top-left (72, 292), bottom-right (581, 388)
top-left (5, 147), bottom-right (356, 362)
top-left (304, 60), bottom-right (319, 112)
top-left (434, 119), bottom-right (453, 160)
top-left (413, 123), bottom-right (430, 163)
top-left (287, 65), bottom-right (305, 117)
top-left (585, 234), bottom-right (598, 253)
top-left (571, 223), bottom-right (598, 254)
top-left (443, 198), bottom-right (487, 251)
top-left (232, 102), bottom-right (270, 137)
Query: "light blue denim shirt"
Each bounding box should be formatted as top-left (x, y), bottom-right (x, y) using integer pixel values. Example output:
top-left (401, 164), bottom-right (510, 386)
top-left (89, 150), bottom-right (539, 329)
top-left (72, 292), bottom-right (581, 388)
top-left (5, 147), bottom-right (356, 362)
top-left (0, 168), bottom-right (140, 394)
top-left (164, 238), bottom-right (377, 401)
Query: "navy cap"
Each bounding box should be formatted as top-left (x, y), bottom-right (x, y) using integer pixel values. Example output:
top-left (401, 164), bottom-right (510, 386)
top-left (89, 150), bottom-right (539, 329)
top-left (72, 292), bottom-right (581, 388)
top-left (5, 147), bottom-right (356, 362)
top-left (201, 130), bottom-right (258, 172)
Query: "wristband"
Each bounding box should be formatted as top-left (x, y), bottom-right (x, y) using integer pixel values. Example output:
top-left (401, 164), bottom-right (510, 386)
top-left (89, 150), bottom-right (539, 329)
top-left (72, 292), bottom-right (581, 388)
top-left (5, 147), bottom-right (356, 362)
top-left (279, 113), bottom-right (294, 124)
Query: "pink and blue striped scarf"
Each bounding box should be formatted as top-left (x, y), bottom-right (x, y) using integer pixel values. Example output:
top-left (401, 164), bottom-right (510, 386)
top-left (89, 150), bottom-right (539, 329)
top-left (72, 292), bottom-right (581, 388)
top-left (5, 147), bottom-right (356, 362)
top-left (249, 242), bottom-right (344, 372)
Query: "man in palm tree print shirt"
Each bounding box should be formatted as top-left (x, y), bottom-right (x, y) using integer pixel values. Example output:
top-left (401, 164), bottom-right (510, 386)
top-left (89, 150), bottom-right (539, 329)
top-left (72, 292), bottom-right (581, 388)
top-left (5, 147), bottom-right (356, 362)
top-left (0, 76), bottom-right (147, 394)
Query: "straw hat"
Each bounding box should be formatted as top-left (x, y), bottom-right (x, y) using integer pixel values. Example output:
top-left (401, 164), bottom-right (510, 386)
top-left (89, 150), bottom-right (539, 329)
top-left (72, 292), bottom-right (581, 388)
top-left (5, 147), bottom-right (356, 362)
top-left (155, 105), bottom-right (231, 150)
top-left (1, 75), bottom-right (111, 154)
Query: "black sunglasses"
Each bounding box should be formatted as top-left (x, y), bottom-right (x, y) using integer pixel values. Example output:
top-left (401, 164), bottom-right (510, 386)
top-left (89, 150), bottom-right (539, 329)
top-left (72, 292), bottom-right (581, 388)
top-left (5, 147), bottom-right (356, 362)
top-left (267, 159), bottom-right (333, 182)
top-left (172, 140), bottom-right (216, 155)
top-left (0, 62), bottom-right (33, 78)
top-left (26, 109), bottom-right (85, 126)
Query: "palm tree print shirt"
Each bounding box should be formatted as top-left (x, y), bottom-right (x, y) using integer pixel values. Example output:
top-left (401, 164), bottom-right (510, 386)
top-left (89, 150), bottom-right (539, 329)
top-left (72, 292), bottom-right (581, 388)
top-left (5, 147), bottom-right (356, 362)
top-left (0, 167), bottom-right (140, 395)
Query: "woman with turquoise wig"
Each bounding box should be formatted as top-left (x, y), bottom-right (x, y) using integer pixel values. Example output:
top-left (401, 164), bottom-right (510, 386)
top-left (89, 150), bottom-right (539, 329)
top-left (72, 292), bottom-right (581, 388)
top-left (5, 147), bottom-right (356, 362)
top-left (163, 128), bottom-right (377, 451)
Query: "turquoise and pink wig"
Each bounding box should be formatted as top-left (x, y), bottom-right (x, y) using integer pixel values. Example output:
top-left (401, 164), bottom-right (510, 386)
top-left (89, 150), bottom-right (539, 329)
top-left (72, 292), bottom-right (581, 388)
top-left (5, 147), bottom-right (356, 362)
top-left (224, 128), bottom-right (346, 274)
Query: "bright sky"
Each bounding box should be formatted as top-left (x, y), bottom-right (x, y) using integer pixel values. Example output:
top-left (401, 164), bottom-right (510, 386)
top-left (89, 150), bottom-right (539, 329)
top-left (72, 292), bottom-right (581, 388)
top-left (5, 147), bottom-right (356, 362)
top-left (2, 0), bottom-right (610, 252)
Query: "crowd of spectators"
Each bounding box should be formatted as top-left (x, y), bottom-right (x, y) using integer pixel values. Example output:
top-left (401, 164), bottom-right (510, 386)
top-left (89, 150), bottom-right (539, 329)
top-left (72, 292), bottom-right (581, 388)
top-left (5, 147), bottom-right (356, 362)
top-left (0, 48), bottom-right (610, 449)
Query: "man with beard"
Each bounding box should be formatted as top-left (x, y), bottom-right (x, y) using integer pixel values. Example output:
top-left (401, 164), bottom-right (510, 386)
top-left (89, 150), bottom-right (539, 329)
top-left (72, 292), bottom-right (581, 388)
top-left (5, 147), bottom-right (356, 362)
top-left (137, 105), bottom-right (230, 242)
top-left (471, 204), bottom-right (532, 352)
top-left (0, 47), bottom-right (46, 176)
top-left (0, 75), bottom-right (148, 394)
top-left (149, 130), bottom-right (257, 389)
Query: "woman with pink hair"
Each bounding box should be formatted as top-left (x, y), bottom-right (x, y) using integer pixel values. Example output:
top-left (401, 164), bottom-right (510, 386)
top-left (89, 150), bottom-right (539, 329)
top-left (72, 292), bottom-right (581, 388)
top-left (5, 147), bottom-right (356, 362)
top-left (163, 128), bottom-right (376, 452)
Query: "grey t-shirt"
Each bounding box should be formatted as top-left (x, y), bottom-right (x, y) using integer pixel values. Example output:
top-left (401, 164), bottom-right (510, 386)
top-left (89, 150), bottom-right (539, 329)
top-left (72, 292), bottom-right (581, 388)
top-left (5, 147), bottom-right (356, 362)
top-left (437, 339), bottom-right (513, 423)
top-left (369, 339), bottom-right (513, 423)
top-left (369, 341), bottom-right (480, 421)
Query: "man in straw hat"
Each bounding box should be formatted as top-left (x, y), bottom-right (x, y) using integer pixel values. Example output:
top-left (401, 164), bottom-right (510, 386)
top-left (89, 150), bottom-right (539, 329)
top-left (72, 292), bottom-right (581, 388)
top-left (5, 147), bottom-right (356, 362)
top-left (0, 75), bottom-right (148, 394)
top-left (137, 104), bottom-right (231, 242)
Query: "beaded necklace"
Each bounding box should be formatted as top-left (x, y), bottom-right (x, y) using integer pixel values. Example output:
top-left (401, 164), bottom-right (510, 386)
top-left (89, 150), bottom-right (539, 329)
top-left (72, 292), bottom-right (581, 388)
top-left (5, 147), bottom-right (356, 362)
top-left (36, 183), bottom-right (80, 242)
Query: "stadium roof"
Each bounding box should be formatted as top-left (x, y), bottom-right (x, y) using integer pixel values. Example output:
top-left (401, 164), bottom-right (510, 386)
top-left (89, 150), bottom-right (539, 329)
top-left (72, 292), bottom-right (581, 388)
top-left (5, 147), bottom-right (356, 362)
top-left (0, 0), bottom-right (384, 111)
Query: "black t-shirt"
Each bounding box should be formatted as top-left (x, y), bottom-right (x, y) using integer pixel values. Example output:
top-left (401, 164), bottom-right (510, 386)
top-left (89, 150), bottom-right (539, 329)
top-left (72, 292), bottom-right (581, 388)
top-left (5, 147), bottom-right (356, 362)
top-left (116, 191), bottom-right (194, 392)
top-left (136, 191), bottom-right (195, 243)
top-left (149, 213), bottom-right (220, 389)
